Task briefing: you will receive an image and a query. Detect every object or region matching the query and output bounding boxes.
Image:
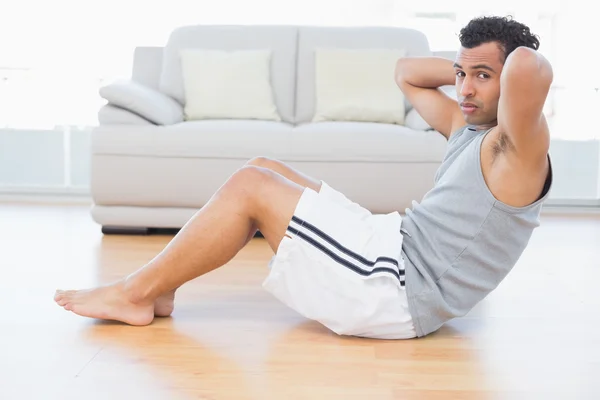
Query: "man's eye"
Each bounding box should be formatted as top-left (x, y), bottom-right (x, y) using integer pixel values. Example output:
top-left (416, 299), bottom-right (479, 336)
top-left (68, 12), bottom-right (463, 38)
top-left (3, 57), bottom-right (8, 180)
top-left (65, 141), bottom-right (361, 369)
top-left (456, 71), bottom-right (465, 77)
top-left (478, 73), bottom-right (489, 79)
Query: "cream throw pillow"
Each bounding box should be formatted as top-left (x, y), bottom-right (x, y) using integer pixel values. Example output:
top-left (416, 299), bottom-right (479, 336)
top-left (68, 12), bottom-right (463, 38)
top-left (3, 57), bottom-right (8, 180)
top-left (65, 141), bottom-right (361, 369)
top-left (313, 48), bottom-right (407, 124)
top-left (180, 49), bottom-right (281, 121)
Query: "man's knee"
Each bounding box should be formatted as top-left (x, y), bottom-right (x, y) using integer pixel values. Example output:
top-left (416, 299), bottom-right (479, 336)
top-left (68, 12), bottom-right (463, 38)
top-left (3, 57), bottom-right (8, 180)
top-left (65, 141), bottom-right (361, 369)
top-left (227, 165), bottom-right (275, 198)
top-left (227, 165), bottom-right (287, 218)
top-left (245, 156), bottom-right (280, 170)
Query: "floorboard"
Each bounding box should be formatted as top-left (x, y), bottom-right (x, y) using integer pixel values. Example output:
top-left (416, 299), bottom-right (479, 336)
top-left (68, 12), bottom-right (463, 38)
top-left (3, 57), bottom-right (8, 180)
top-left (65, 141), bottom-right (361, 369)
top-left (0, 203), bottom-right (598, 399)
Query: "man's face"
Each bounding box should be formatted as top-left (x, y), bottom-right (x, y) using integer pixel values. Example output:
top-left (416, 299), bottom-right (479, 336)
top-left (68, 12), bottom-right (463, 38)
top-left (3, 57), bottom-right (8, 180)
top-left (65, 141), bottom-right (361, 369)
top-left (454, 42), bottom-right (504, 127)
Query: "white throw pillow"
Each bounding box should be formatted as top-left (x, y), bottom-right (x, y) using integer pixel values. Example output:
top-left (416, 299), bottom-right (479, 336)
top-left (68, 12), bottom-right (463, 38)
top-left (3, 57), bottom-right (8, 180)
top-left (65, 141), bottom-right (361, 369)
top-left (404, 86), bottom-right (458, 131)
top-left (180, 49), bottom-right (281, 121)
top-left (404, 108), bottom-right (432, 131)
top-left (313, 48), bottom-right (407, 124)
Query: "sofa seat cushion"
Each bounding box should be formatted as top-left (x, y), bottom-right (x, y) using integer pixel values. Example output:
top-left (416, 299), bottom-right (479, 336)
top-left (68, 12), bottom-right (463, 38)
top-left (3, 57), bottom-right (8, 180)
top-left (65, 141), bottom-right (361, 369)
top-left (92, 120), bottom-right (294, 158)
top-left (92, 120), bottom-right (447, 163)
top-left (289, 122), bottom-right (447, 162)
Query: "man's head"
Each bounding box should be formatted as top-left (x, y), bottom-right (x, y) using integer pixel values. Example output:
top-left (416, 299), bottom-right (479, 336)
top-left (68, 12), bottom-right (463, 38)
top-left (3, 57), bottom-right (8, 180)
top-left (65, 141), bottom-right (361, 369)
top-left (454, 15), bottom-right (540, 127)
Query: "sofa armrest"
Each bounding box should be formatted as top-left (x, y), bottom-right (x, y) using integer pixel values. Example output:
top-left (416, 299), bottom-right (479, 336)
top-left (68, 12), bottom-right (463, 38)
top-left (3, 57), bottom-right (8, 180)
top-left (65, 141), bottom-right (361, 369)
top-left (99, 79), bottom-right (184, 125)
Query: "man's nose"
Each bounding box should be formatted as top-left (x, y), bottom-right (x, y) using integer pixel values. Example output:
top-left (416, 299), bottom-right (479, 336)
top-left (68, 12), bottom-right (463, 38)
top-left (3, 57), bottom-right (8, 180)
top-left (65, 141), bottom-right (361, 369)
top-left (460, 78), bottom-right (475, 97)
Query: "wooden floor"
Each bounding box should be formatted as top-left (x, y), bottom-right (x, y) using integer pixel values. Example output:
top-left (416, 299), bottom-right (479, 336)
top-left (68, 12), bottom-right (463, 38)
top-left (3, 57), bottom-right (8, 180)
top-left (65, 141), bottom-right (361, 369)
top-left (0, 202), bottom-right (598, 399)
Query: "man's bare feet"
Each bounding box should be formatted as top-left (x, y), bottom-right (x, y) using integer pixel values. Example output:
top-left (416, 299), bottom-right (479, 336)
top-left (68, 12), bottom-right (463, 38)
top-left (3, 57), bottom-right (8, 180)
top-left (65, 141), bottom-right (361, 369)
top-left (54, 280), bottom-right (154, 326)
top-left (154, 289), bottom-right (176, 317)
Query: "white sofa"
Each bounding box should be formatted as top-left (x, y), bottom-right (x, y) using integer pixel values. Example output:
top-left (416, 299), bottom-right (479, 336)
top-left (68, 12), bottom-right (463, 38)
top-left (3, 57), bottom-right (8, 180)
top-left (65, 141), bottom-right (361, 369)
top-left (91, 24), bottom-right (452, 234)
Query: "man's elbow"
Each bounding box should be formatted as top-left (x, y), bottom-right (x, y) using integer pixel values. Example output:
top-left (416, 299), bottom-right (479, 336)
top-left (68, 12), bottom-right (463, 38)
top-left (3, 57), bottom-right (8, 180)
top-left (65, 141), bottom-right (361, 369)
top-left (503, 47), bottom-right (553, 89)
top-left (507, 47), bottom-right (553, 78)
top-left (394, 58), bottom-right (409, 87)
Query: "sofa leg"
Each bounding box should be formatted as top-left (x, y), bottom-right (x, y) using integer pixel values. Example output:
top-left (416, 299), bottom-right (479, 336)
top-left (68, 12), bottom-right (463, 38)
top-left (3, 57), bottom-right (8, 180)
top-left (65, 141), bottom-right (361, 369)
top-left (101, 226), bottom-right (151, 235)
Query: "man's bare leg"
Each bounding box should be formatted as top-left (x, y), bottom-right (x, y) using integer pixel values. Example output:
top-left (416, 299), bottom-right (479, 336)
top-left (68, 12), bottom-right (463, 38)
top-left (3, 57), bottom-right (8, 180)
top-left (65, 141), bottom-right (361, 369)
top-left (152, 156), bottom-right (322, 317)
top-left (54, 165), bottom-right (307, 325)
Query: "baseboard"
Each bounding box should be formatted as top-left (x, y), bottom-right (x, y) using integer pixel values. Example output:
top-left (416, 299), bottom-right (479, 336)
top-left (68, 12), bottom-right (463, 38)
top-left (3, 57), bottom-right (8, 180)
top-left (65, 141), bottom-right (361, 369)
top-left (0, 193), bottom-right (92, 205)
top-left (541, 205), bottom-right (600, 216)
top-left (0, 185), bottom-right (92, 205)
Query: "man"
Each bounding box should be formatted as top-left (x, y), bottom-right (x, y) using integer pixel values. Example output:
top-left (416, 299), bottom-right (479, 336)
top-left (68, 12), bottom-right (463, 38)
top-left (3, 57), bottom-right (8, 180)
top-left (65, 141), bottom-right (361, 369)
top-left (54, 15), bottom-right (553, 339)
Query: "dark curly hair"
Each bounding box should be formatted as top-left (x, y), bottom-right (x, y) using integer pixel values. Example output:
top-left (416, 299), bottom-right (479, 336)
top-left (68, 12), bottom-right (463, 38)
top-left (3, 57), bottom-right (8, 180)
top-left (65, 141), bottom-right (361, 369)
top-left (459, 15), bottom-right (540, 62)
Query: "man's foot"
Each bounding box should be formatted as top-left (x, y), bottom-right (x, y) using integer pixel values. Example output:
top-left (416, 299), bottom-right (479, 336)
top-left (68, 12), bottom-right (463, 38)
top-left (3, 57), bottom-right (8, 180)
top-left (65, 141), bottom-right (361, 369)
top-left (154, 289), bottom-right (176, 317)
top-left (54, 281), bottom-right (154, 326)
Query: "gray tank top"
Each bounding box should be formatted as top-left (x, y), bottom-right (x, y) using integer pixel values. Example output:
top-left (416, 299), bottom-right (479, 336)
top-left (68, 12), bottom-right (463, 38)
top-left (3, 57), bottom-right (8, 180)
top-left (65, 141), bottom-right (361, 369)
top-left (401, 125), bottom-right (553, 337)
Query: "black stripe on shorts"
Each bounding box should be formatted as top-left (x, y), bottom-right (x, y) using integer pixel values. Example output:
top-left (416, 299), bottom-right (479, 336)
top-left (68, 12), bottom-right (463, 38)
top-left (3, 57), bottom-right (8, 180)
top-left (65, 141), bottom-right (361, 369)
top-left (287, 215), bottom-right (405, 286)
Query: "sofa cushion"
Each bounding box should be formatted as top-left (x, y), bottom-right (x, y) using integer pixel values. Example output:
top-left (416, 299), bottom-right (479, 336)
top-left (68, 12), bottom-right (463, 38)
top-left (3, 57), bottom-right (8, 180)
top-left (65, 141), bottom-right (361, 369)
top-left (180, 49), bottom-right (280, 121)
top-left (289, 122), bottom-right (447, 162)
top-left (296, 26), bottom-right (432, 124)
top-left (92, 120), bottom-right (293, 159)
top-left (312, 48), bottom-right (407, 125)
top-left (93, 120), bottom-right (447, 163)
top-left (159, 25), bottom-right (298, 124)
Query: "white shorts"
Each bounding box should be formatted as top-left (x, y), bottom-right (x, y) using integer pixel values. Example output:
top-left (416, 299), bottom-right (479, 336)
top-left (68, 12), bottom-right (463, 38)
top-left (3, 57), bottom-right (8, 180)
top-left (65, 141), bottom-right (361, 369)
top-left (262, 181), bottom-right (416, 340)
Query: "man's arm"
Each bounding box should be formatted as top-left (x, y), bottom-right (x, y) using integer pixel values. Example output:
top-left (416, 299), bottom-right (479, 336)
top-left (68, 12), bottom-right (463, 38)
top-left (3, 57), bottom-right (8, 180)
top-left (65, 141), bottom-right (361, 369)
top-left (497, 47), bottom-right (553, 161)
top-left (395, 57), bottom-right (465, 139)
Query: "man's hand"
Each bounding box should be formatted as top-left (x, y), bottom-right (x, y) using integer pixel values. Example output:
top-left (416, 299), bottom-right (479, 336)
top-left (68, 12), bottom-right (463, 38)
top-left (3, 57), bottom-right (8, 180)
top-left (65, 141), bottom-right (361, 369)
top-left (497, 46), bottom-right (553, 161)
top-left (395, 57), bottom-right (464, 139)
